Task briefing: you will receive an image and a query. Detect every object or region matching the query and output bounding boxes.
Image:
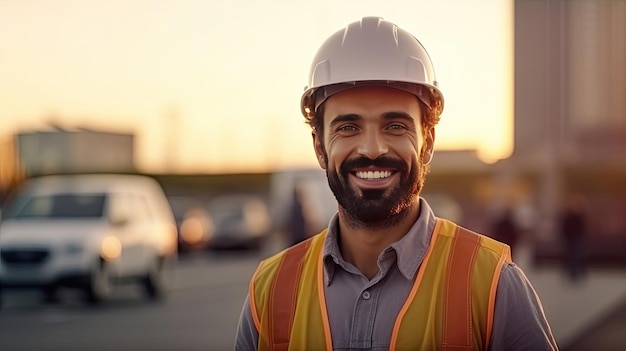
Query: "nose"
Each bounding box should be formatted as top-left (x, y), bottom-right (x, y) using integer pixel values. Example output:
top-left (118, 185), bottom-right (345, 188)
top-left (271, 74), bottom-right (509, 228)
top-left (357, 128), bottom-right (389, 159)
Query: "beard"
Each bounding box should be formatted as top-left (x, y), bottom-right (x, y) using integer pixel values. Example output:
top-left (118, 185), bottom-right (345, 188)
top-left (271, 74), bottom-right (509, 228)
top-left (324, 150), bottom-right (429, 229)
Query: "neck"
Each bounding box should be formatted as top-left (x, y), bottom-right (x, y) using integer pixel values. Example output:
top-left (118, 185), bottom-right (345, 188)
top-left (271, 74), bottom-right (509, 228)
top-left (337, 201), bottom-right (420, 280)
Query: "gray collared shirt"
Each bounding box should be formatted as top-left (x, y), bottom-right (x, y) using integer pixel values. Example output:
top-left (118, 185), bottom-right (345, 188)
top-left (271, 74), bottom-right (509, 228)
top-left (235, 198), bottom-right (558, 350)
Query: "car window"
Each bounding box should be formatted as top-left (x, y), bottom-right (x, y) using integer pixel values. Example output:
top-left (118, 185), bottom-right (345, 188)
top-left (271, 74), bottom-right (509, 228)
top-left (4, 194), bottom-right (106, 219)
top-left (107, 193), bottom-right (154, 224)
top-left (212, 206), bottom-right (245, 226)
top-left (208, 196), bottom-right (270, 229)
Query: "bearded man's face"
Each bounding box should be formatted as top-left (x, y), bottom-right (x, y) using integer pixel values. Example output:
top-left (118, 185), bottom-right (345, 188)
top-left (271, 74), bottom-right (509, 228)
top-left (312, 86), bottom-right (433, 226)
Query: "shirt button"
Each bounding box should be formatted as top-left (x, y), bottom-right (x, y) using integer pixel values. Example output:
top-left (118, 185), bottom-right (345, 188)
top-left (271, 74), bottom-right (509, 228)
top-left (362, 291), bottom-right (371, 300)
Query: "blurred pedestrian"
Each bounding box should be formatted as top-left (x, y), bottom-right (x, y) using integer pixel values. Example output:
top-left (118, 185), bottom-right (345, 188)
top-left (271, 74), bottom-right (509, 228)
top-left (236, 16), bottom-right (557, 350)
top-left (491, 206), bottom-right (520, 258)
top-left (288, 185), bottom-right (309, 245)
top-left (559, 194), bottom-right (588, 282)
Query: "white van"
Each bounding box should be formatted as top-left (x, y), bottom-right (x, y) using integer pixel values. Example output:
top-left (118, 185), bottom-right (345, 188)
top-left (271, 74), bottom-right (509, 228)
top-left (269, 168), bottom-right (338, 246)
top-left (0, 174), bottom-right (177, 307)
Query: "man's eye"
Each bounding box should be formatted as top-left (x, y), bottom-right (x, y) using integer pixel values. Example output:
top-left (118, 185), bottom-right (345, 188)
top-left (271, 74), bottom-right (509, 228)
top-left (387, 124), bottom-right (407, 132)
top-left (337, 125), bottom-right (358, 132)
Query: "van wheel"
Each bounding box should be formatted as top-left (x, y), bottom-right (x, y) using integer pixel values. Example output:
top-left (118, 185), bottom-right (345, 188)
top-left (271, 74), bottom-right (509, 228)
top-left (85, 261), bottom-right (112, 304)
top-left (143, 258), bottom-right (166, 301)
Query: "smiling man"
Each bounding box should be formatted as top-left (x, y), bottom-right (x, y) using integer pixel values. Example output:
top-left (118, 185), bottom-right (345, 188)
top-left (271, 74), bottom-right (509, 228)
top-left (235, 17), bottom-right (558, 351)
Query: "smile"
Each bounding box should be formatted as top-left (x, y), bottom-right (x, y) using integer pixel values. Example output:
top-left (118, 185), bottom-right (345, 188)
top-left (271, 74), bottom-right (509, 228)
top-left (355, 170), bottom-right (393, 180)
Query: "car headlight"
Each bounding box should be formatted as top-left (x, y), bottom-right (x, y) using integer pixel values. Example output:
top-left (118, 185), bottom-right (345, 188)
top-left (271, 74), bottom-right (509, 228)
top-left (101, 236), bottom-right (122, 261)
top-left (181, 217), bottom-right (205, 244)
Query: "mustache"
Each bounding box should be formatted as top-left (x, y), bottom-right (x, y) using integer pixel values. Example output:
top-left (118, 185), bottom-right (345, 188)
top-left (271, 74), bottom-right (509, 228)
top-left (340, 156), bottom-right (407, 175)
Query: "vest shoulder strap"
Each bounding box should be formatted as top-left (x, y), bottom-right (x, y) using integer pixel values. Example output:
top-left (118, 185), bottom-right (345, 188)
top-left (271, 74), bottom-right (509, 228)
top-left (442, 225), bottom-right (482, 350)
top-left (267, 238), bottom-right (313, 351)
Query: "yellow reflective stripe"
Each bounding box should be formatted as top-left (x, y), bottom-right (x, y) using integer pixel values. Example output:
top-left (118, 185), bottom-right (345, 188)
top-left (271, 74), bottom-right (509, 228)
top-left (252, 251), bottom-right (287, 351)
top-left (316, 244), bottom-right (333, 351)
top-left (290, 231), bottom-right (329, 350)
top-left (389, 218), bottom-right (443, 350)
top-left (249, 262), bottom-right (263, 333)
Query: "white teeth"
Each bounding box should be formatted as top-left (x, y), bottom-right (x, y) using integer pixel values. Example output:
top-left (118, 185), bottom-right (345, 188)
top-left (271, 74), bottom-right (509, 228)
top-left (355, 170), bottom-right (392, 180)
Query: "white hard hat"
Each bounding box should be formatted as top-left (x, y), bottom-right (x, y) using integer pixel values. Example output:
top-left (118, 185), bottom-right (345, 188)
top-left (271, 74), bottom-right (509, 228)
top-left (301, 17), bottom-right (444, 118)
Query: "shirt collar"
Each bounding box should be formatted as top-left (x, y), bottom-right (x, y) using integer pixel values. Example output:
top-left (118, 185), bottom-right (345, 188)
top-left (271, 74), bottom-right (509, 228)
top-left (322, 197), bottom-right (437, 285)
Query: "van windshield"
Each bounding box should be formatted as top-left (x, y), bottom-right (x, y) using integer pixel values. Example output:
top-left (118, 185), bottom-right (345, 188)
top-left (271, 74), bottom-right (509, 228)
top-left (3, 194), bottom-right (107, 219)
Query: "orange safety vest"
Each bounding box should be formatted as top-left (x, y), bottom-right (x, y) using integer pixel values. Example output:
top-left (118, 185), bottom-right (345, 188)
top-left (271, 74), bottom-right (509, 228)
top-left (249, 218), bottom-right (511, 351)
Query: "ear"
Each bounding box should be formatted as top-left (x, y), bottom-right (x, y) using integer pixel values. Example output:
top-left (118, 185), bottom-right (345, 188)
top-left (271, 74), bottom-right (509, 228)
top-left (312, 130), bottom-right (327, 170)
top-left (423, 128), bottom-right (435, 165)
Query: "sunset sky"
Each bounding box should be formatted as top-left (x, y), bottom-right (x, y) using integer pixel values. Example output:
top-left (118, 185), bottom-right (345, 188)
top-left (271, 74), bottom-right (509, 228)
top-left (0, 0), bottom-right (513, 174)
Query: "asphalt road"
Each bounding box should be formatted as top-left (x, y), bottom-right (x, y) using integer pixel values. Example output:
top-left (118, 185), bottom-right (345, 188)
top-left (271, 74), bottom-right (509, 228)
top-left (0, 250), bottom-right (263, 351)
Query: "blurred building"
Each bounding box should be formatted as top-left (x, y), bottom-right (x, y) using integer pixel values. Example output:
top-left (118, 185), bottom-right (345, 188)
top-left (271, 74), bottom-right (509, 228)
top-left (511, 0), bottom-right (626, 242)
top-left (515, 0), bottom-right (626, 157)
top-left (14, 126), bottom-right (135, 177)
top-left (424, 1), bottom-right (626, 252)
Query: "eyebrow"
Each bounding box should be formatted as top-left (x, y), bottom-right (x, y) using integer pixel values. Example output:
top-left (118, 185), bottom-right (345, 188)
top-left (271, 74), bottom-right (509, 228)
top-left (329, 111), bottom-right (416, 128)
top-left (381, 111), bottom-right (416, 124)
top-left (329, 114), bottom-right (360, 129)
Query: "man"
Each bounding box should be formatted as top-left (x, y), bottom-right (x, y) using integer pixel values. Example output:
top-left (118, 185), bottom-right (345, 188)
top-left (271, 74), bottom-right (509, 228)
top-left (559, 194), bottom-right (588, 282)
top-left (236, 17), bottom-right (557, 350)
top-left (490, 206), bottom-right (520, 258)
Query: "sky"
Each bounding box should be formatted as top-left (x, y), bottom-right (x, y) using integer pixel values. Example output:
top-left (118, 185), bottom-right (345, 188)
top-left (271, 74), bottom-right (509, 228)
top-left (0, 0), bottom-right (513, 174)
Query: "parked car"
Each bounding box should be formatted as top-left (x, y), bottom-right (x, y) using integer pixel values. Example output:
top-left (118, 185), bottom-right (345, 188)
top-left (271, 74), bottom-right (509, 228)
top-left (206, 194), bottom-right (272, 251)
top-left (0, 174), bottom-right (177, 307)
top-left (168, 196), bottom-right (214, 253)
